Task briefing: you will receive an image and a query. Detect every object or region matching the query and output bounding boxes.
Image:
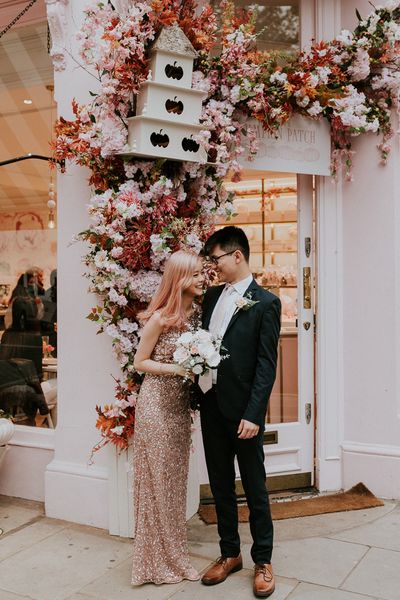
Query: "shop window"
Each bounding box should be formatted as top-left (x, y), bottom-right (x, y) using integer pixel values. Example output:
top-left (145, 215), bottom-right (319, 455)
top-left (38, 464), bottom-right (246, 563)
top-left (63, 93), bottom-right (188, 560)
top-left (211, 1), bottom-right (300, 54)
top-left (0, 22), bottom-right (57, 429)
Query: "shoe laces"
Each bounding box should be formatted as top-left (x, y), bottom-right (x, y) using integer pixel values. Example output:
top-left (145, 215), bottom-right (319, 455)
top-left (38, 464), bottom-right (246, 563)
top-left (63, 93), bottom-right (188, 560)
top-left (255, 564), bottom-right (273, 582)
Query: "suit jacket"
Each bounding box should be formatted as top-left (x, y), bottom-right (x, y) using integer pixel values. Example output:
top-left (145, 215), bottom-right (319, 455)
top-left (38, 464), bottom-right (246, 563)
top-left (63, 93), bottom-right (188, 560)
top-left (202, 279), bottom-right (281, 426)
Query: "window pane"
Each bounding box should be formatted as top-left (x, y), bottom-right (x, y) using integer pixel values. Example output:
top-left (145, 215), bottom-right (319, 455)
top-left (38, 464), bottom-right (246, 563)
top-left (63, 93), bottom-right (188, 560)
top-left (211, 1), bottom-right (300, 53)
top-left (220, 175), bottom-right (299, 424)
top-left (0, 23), bottom-right (57, 428)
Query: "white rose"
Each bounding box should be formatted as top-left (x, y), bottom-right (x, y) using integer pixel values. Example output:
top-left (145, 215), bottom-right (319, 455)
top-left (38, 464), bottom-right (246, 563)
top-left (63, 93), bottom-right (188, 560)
top-left (235, 297), bottom-right (247, 309)
top-left (207, 352), bottom-right (221, 368)
top-left (196, 329), bottom-right (212, 342)
top-left (173, 347), bottom-right (190, 363)
top-left (177, 331), bottom-right (193, 345)
top-left (197, 342), bottom-right (216, 359)
top-left (192, 364), bottom-right (203, 375)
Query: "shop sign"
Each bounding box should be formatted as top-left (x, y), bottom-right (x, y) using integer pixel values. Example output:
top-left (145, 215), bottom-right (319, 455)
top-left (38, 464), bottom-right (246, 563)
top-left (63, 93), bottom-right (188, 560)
top-left (239, 114), bottom-right (331, 176)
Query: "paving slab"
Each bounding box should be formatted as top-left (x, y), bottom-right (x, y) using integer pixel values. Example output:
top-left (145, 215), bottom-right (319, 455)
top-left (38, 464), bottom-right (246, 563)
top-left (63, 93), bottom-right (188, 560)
top-left (286, 582), bottom-right (379, 599)
top-left (0, 497), bottom-right (43, 535)
top-left (0, 591), bottom-right (32, 600)
top-left (272, 537), bottom-right (369, 587)
top-left (273, 503), bottom-right (395, 542)
top-left (0, 519), bottom-right (65, 561)
top-left (80, 554), bottom-right (211, 600)
top-left (188, 541), bottom-right (218, 561)
top-left (169, 571), bottom-right (297, 600)
top-left (67, 595), bottom-right (99, 600)
top-left (329, 505), bottom-right (400, 552)
top-left (0, 526), bottom-right (133, 600)
top-left (341, 547), bottom-right (400, 600)
top-left (188, 503), bottom-right (396, 545)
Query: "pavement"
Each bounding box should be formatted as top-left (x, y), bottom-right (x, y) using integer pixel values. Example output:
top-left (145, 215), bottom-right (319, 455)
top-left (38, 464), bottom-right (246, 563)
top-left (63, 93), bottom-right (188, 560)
top-left (0, 494), bottom-right (399, 600)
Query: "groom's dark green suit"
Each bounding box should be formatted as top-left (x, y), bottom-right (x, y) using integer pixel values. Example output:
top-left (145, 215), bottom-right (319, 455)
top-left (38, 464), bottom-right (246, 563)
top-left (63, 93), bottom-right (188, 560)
top-left (200, 278), bottom-right (281, 564)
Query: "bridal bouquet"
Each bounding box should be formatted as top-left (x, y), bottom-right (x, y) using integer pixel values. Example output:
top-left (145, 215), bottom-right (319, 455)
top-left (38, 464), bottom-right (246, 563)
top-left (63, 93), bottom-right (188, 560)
top-left (173, 329), bottom-right (224, 377)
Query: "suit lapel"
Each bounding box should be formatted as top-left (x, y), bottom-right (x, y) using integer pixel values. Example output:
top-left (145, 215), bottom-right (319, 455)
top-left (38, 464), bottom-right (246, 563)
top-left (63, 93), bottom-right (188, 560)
top-left (203, 285), bottom-right (224, 329)
top-left (223, 279), bottom-right (259, 338)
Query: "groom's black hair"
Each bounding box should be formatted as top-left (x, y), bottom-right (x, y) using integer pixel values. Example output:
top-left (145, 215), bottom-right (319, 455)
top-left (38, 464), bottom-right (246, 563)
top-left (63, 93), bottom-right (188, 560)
top-left (204, 226), bottom-right (250, 263)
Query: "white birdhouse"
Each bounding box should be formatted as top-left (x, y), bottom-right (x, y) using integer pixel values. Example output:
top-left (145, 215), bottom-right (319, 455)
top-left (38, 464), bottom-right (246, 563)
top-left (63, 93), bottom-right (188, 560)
top-left (123, 23), bottom-right (208, 163)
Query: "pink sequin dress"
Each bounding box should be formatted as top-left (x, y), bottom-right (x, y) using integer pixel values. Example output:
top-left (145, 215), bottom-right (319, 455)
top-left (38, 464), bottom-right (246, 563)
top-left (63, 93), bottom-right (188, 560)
top-left (131, 313), bottom-right (200, 586)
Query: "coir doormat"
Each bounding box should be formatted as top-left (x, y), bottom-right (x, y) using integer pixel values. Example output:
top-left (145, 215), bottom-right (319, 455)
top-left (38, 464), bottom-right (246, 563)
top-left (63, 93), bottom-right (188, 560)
top-left (198, 482), bottom-right (384, 523)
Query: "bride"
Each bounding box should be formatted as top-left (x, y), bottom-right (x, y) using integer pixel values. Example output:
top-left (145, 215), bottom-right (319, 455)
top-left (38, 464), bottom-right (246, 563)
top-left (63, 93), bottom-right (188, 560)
top-left (131, 250), bottom-right (204, 585)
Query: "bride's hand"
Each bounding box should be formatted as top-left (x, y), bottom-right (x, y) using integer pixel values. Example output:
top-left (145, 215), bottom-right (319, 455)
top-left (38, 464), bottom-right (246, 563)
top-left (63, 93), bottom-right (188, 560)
top-left (172, 364), bottom-right (189, 378)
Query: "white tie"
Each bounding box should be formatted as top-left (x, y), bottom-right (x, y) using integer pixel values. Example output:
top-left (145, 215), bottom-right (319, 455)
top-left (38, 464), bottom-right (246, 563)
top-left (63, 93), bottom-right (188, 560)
top-left (209, 284), bottom-right (236, 338)
top-left (199, 285), bottom-right (235, 394)
top-left (198, 368), bottom-right (213, 394)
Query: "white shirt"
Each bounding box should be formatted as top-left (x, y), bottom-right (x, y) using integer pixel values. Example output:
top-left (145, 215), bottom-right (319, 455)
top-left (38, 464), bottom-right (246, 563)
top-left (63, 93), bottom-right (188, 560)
top-left (209, 273), bottom-right (253, 383)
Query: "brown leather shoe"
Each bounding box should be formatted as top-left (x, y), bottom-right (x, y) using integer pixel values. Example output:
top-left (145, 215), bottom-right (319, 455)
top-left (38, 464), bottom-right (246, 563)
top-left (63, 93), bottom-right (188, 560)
top-left (253, 563), bottom-right (275, 597)
top-left (201, 554), bottom-right (243, 585)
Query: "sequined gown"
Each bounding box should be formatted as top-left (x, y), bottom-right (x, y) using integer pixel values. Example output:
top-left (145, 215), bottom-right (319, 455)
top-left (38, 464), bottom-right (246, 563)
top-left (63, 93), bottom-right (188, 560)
top-left (131, 314), bottom-right (200, 585)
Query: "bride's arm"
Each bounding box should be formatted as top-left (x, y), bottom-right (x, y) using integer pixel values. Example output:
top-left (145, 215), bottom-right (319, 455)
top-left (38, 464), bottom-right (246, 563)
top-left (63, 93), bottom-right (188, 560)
top-left (133, 312), bottom-right (186, 377)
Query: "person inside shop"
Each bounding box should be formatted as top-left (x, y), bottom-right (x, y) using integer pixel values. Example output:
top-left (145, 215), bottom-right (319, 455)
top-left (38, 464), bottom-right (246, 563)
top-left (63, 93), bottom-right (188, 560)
top-left (0, 358), bottom-right (49, 426)
top-left (5, 269), bottom-right (44, 330)
top-left (42, 269), bottom-right (57, 356)
top-left (32, 266), bottom-right (45, 296)
top-left (0, 295), bottom-right (43, 380)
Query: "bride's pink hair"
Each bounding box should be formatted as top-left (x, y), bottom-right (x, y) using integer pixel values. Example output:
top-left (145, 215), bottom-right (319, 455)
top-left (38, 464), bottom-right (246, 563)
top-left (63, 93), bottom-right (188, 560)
top-left (138, 250), bottom-right (201, 329)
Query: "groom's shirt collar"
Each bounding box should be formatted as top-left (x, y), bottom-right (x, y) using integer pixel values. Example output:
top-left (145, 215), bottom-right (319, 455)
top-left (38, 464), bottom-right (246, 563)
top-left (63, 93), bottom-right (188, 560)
top-left (226, 273), bottom-right (253, 296)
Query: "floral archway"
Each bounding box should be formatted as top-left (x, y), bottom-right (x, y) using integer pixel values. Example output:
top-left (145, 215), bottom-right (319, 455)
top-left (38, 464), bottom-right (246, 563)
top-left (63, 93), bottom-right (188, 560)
top-left (53, 0), bottom-right (400, 451)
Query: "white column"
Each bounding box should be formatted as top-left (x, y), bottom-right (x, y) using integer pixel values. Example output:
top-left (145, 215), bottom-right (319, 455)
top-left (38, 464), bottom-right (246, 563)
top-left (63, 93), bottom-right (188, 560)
top-left (45, 0), bottom-right (201, 533)
top-left (314, 0), bottom-right (344, 491)
top-left (315, 175), bottom-right (344, 491)
top-left (44, 0), bottom-right (121, 529)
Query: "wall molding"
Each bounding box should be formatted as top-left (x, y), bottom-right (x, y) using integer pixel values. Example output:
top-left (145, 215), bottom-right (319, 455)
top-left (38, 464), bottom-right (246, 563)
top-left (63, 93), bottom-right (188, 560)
top-left (342, 441), bottom-right (400, 458)
top-left (9, 425), bottom-right (55, 450)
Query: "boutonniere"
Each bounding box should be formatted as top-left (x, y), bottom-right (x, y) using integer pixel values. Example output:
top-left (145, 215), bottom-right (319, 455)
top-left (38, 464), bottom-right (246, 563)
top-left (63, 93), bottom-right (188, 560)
top-left (234, 291), bottom-right (259, 314)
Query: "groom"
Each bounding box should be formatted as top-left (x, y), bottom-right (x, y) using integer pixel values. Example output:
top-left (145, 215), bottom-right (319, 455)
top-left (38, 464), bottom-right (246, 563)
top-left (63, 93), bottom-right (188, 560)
top-left (199, 226), bottom-right (281, 598)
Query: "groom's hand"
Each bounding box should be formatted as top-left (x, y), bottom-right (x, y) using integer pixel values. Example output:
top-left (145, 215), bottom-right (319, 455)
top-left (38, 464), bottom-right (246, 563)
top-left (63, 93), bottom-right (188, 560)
top-left (237, 419), bottom-right (260, 439)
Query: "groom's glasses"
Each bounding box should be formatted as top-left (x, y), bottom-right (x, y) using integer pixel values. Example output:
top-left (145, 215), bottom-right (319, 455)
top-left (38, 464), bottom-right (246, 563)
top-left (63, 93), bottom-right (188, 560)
top-left (208, 250), bottom-right (237, 265)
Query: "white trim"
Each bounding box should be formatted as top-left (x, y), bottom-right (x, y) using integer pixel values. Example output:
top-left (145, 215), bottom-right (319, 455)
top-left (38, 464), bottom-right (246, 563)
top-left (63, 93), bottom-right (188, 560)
top-left (300, 0), bottom-right (315, 50)
top-left (46, 459), bottom-right (108, 480)
top-left (314, 0), bottom-right (343, 493)
top-left (394, 114), bottom-right (400, 420)
top-left (342, 442), bottom-right (400, 499)
top-left (314, 0), bottom-right (341, 41)
top-left (315, 174), bottom-right (344, 492)
top-left (108, 446), bottom-right (134, 538)
top-left (9, 425), bottom-right (55, 451)
top-left (342, 442), bottom-right (400, 459)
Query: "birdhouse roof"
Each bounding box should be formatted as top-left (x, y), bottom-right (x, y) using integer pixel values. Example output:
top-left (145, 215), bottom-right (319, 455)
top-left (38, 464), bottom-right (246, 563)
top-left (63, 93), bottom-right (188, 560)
top-left (151, 23), bottom-right (198, 58)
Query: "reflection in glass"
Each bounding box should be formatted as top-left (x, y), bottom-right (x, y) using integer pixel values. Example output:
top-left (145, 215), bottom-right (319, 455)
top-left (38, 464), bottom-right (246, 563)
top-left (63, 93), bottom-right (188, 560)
top-left (219, 175), bottom-right (299, 424)
top-left (212, 1), bottom-right (300, 54)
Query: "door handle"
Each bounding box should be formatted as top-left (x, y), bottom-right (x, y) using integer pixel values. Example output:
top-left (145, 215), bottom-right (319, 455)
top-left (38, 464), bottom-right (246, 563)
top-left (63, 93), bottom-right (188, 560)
top-left (303, 267), bottom-right (311, 309)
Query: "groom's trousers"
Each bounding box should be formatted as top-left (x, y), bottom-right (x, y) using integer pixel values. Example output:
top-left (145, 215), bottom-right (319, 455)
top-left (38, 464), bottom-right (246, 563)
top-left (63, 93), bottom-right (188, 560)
top-left (200, 388), bottom-right (273, 564)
